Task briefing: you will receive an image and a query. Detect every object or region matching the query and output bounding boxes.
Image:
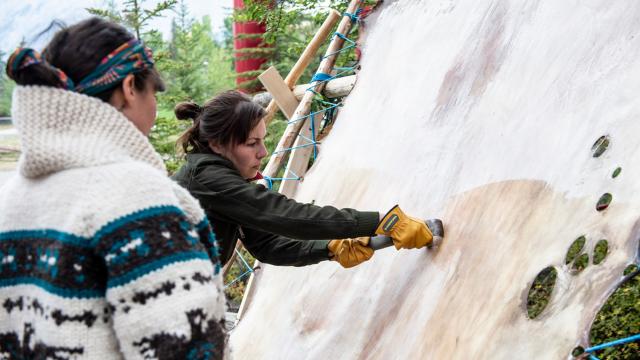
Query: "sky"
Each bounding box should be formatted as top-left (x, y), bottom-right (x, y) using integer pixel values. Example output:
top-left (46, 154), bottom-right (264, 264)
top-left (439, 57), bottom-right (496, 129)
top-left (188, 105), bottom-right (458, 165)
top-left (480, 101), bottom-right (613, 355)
top-left (0, 0), bottom-right (234, 59)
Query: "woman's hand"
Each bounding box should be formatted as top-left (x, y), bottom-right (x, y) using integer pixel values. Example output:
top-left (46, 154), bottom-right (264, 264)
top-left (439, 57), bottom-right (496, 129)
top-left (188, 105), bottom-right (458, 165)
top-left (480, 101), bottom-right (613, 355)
top-left (328, 237), bottom-right (374, 268)
top-left (375, 205), bottom-right (444, 249)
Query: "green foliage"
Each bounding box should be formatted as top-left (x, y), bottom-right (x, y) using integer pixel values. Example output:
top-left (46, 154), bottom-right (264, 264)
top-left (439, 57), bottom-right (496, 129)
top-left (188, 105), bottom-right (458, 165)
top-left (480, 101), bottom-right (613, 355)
top-left (148, 109), bottom-right (189, 174)
top-left (237, 0), bottom-right (352, 44)
top-left (235, 47), bottom-right (276, 61)
top-left (223, 16), bottom-right (235, 51)
top-left (612, 167), bottom-right (622, 178)
top-left (527, 266), bottom-right (557, 319)
top-left (0, 51), bottom-right (15, 116)
top-left (87, 0), bottom-right (178, 39)
top-left (156, 8), bottom-right (235, 110)
top-left (590, 267), bottom-right (640, 359)
top-left (267, 11), bottom-right (327, 85)
top-left (572, 253), bottom-right (589, 273)
top-left (624, 264), bottom-right (639, 276)
top-left (224, 247), bottom-right (256, 310)
top-left (146, 5), bottom-right (236, 173)
top-left (235, 32), bottom-right (265, 41)
top-left (566, 236), bottom-right (586, 264)
top-left (593, 240), bottom-right (609, 265)
top-left (592, 135), bottom-right (610, 158)
top-left (263, 118), bottom-right (287, 167)
top-left (234, 0), bottom-right (375, 92)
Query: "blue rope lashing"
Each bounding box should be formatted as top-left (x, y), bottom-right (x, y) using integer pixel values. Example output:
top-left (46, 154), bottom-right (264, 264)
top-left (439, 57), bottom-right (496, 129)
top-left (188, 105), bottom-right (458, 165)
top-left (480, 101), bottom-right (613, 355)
top-left (585, 333), bottom-right (640, 353)
top-left (333, 65), bottom-right (357, 71)
top-left (334, 32), bottom-right (351, 42)
top-left (236, 248), bottom-right (253, 270)
top-left (263, 175), bottom-right (274, 190)
top-left (343, 10), bottom-right (359, 22)
top-left (224, 248), bottom-right (255, 289)
top-left (310, 112), bottom-right (318, 160)
top-left (224, 269), bottom-right (253, 289)
top-left (321, 33), bottom-right (357, 60)
top-left (287, 104), bottom-right (340, 125)
top-left (273, 142), bottom-right (318, 155)
top-left (261, 171), bottom-right (303, 188)
top-left (311, 72), bottom-right (333, 82)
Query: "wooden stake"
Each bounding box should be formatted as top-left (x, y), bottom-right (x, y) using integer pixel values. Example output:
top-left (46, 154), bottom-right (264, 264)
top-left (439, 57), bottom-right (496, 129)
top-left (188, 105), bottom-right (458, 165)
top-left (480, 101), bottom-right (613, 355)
top-left (259, 67), bottom-right (299, 120)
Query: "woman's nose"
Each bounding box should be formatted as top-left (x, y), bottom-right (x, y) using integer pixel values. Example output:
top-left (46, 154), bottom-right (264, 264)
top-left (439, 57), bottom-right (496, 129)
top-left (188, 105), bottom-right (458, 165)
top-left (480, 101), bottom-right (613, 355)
top-left (258, 143), bottom-right (268, 159)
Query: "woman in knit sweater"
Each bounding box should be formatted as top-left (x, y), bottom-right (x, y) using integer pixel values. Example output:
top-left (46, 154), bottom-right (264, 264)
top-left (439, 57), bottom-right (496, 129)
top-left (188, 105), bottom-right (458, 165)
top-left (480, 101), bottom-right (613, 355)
top-left (0, 18), bottom-right (226, 359)
top-left (171, 91), bottom-right (444, 269)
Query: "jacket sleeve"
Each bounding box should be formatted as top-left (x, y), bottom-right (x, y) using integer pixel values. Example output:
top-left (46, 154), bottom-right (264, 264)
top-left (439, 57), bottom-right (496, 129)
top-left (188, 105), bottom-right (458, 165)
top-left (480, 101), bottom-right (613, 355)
top-left (240, 225), bottom-right (331, 266)
top-left (190, 164), bottom-right (380, 240)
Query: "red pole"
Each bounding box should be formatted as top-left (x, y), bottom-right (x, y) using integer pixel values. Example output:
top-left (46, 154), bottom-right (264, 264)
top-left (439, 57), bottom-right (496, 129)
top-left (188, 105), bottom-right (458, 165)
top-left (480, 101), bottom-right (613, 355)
top-left (233, 0), bottom-right (270, 92)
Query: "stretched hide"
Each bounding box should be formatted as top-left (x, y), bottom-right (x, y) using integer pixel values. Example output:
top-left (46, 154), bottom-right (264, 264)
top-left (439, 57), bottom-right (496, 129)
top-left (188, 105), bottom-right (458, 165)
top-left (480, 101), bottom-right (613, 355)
top-left (230, 1), bottom-right (640, 358)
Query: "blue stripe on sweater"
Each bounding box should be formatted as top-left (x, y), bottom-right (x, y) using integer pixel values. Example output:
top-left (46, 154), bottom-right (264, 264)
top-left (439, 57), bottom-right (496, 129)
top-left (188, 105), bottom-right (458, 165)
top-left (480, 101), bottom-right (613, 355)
top-left (92, 205), bottom-right (184, 246)
top-left (1, 251), bottom-right (212, 298)
top-left (0, 277), bottom-right (104, 298)
top-left (0, 230), bottom-right (90, 248)
top-left (107, 250), bottom-right (211, 288)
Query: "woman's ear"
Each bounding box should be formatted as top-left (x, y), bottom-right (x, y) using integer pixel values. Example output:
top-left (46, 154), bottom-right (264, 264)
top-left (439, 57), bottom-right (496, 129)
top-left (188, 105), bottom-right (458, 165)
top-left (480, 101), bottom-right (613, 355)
top-left (208, 140), bottom-right (225, 155)
top-left (120, 73), bottom-right (137, 108)
top-left (107, 74), bottom-right (136, 110)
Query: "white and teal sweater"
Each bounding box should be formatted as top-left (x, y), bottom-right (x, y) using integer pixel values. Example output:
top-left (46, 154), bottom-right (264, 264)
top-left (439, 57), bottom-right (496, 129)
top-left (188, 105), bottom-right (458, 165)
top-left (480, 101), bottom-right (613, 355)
top-left (0, 86), bottom-right (226, 359)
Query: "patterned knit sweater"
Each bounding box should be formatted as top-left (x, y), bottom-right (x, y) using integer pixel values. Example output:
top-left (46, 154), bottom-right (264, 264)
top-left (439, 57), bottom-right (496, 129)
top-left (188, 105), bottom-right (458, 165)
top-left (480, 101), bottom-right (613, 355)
top-left (0, 86), bottom-right (226, 359)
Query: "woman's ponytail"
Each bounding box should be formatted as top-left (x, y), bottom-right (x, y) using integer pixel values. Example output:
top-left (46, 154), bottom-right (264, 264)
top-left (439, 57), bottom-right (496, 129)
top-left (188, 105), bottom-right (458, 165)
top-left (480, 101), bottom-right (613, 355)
top-left (175, 101), bottom-right (206, 153)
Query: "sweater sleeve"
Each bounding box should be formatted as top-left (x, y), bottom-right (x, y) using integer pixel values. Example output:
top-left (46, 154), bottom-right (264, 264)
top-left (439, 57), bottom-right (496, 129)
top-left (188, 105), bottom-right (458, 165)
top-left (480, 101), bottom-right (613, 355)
top-left (94, 205), bottom-right (226, 359)
top-left (190, 164), bottom-right (380, 240)
top-left (240, 226), bottom-right (331, 266)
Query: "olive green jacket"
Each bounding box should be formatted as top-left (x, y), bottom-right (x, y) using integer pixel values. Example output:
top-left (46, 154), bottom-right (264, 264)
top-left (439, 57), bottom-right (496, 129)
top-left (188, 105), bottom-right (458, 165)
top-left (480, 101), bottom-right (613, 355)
top-left (171, 150), bottom-right (380, 266)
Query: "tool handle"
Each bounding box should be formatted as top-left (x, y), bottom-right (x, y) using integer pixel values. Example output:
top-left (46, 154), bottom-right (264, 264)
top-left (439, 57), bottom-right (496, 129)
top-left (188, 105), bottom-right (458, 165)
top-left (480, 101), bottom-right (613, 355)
top-left (369, 235), bottom-right (394, 251)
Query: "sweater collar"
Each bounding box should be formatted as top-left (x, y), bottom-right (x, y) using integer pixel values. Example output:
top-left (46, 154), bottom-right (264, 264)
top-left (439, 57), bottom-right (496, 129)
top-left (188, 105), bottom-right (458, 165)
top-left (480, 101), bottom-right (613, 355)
top-left (12, 86), bottom-right (165, 178)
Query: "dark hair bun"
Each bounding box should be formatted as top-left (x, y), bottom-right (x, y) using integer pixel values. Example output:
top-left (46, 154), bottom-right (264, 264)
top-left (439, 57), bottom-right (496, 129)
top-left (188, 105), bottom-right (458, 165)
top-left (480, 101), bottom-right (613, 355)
top-left (6, 61), bottom-right (67, 88)
top-left (174, 101), bottom-right (203, 121)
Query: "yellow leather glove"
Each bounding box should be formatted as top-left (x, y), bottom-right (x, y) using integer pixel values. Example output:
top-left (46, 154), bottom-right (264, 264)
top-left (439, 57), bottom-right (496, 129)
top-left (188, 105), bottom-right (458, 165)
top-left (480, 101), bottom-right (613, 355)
top-left (376, 205), bottom-right (443, 250)
top-left (327, 237), bottom-right (374, 268)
